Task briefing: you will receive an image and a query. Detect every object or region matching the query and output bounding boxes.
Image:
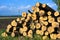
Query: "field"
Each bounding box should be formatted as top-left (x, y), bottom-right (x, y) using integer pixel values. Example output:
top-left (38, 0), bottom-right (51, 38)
top-left (0, 17), bottom-right (18, 40)
top-left (0, 16), bottom-right (22, 40)
top-left (0, 16), bottom-right (20, 29)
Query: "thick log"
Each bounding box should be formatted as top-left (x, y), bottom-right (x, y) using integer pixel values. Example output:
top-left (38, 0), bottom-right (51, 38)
top-left (28, 10), bottom-right (33, 14)
top-left (35, 2), bottom-right (55, 13)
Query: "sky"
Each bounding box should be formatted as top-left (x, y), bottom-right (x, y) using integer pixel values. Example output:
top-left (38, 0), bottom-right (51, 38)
top-left (0, 0), bottom-right (58, 16)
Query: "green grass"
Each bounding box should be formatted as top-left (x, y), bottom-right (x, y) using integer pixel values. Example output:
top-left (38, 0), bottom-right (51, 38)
top-left (0, 29), bottom-right (51, 40)
top-left (0, 29), bottom-right (19, 40)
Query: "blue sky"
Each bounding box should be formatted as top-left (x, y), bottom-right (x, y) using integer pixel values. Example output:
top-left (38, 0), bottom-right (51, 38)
top-left (0, 0), bottom-right (58, 16)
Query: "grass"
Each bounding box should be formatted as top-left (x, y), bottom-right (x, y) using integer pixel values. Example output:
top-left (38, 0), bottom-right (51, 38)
top-left (0, 29), bottom-right (19, 40)
top-left (0, 29), bottom-right (51, 40)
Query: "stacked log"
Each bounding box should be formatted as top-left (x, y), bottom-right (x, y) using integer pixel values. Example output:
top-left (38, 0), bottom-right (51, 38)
top-left (1, 2), bottom-right (60, 40)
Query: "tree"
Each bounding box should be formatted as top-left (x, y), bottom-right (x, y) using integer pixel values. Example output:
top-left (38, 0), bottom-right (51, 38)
top-left (53, 0), bottom-right (60, 11)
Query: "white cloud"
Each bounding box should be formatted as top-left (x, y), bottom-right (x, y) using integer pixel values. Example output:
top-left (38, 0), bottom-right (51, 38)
top-left (0, 6), bottom-right (18, 14)
top-left (18, 5), bottom-right (31, 10)
top-left (47, 3), bottom-right (56, 7)
top-left (0, 5), bottom-right (31, 13)
top-left (0, 5), bottom-right (31, 10)
top-left (0, 6), bottom-right (8, 9)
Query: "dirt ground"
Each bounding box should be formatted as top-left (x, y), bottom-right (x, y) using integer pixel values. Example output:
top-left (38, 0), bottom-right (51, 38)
top-left (0, 18), bottom-right (16, 29)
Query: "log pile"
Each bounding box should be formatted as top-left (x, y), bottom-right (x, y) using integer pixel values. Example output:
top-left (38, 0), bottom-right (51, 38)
top-left (1, 2), bottom-right (60, 40)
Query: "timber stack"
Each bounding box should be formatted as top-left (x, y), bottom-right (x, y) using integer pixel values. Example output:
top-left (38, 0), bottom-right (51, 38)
top-left (1, 2), bottom-right (60, 40)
